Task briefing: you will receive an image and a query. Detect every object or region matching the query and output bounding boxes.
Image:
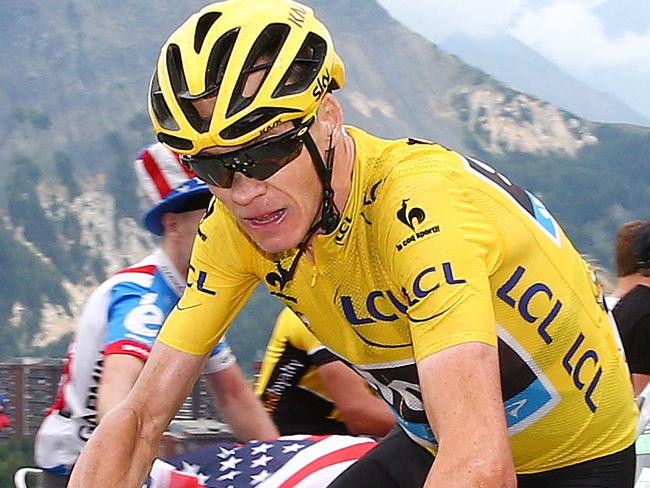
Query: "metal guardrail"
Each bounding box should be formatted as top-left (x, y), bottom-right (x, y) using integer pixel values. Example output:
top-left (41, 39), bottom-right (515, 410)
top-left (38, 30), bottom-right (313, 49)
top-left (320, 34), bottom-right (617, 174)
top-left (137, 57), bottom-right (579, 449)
top-left (12, 420), bottom-right (234, 487)
top-left (14, 467), bottom-right (42, 488)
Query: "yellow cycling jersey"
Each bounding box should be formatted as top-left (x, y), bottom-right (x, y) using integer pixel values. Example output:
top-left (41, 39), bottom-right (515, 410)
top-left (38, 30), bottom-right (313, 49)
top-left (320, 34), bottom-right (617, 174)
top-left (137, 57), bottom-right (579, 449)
top-left (160, 126), bottom-right (637, 473)
top-left (256, 307), bottom-right (348, 435)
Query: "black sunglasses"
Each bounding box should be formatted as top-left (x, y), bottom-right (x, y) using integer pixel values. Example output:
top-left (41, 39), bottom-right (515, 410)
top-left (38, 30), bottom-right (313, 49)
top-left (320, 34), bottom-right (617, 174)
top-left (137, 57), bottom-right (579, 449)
top-left (181, 118), bottom-right (314, 188)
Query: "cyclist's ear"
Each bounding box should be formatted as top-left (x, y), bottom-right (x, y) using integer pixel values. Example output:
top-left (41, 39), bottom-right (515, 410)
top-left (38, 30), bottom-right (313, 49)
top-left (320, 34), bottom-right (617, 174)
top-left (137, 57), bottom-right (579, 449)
top-left (316, 93), bottom-right (344, 141)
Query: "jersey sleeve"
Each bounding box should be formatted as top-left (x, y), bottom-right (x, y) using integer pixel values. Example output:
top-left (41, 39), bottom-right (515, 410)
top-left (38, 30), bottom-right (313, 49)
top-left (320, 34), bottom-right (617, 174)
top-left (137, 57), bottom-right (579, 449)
top-left (104, 281), bottom-right (162, 361)
top-left (375, 151), bottom-right (503, 362)
top-left (279, 308), bottom-right (338, 366)
top-left (202, 337), bottom-right (237, 374)
top-left (158, 202), bottom-right (261, 355)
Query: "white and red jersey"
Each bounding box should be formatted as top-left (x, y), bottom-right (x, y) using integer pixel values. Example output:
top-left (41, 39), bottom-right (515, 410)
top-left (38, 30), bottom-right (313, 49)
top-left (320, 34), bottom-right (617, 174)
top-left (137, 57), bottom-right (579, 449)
top-left (34, 249), bottom-right (235, 475)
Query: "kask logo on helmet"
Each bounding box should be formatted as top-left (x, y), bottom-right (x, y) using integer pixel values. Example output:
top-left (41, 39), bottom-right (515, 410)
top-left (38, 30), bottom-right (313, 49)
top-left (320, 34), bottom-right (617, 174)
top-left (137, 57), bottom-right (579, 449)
top-left (259, 118), bottom-right (284, 137)
top-left (288, 3), bottom-right (308, 28)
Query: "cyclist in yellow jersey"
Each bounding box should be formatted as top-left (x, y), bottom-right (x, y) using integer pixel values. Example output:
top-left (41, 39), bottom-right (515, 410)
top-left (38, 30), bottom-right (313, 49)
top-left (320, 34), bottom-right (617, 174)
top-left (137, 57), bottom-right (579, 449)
top-left (257, 307), bottom-right (396, 436)
top-left (69, 1), bottom-right (638, 487)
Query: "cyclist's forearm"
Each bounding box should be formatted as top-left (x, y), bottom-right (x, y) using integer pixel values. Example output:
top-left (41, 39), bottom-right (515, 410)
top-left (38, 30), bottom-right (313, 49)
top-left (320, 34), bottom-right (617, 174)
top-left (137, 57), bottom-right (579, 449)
top-left (340, 396), bottom-right (396, 437)
top-left (70, 342), bottom-right (206, 487)
top-left (69, 403), bottom-right (161, 487)
top-left (207, 366), bottom-right (279, 441)
top-left (218, 394), bottom-right (279, 441)
top-left (419, 343), bottom-right (516, 488)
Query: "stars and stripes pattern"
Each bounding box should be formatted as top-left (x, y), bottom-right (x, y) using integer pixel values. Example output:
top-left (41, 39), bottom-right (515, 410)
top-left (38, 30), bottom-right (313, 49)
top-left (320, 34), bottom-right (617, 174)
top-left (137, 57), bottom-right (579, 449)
top-left (146, 435), bottom-right (376, 488)
top-left (135, 143), bottom-right (195, 207)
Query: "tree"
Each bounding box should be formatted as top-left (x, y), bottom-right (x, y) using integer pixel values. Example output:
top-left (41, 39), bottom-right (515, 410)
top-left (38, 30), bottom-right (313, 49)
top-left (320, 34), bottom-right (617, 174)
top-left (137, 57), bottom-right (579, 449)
top-left (0, 438), bottom-right (34, 488)
top-left (104, 131), bottom-right (139, 222)
top-left (54, 151), bottom-right (82, 199)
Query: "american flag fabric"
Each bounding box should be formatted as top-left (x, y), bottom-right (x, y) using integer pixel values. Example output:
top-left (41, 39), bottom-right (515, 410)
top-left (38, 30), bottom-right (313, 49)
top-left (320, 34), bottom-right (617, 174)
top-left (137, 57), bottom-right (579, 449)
top-left (135, 142), bottom-right (194, 207)
top-left (146, 435), bottom-right (377, 488)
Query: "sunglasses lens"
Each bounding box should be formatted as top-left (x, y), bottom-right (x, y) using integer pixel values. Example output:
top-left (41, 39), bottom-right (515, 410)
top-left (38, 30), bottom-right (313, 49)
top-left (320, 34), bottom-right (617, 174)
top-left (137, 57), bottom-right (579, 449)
top-left (182, 119), bottom-right (311, 188)
top-left (246, 139), bottom-right (304, 179)
top-left (184, 158), bottom-right (234, 188)
top-left (255, 139), bottom-right (303, 165)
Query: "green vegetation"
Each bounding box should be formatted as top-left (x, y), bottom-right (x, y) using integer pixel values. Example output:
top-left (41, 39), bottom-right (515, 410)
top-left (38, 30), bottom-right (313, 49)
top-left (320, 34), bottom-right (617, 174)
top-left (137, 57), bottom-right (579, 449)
top-left (6, 155), bottom-right (83, 284)
top-left (54, 152), bottom-right (82, 200)
top-left (467, 124), bottom-right (650, 270)
top-left (104, 131), bottom-right (140, 225)
top-left (31, 332), bottom-right (75, 358)
top-left (0, 437), bottom-right (34, 487)
top-left (0, 223), bottom-right (68, 359)
top-left (0, 0), bottom-right (648, 366)
top-left (11, 108), bottom-right (51, 130)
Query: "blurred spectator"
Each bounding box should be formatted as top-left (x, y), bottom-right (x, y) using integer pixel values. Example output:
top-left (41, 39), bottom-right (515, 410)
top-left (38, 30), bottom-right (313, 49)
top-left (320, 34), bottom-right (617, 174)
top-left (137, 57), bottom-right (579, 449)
top-left (0, 394), bottom-right (10, 431)
top-left (613, 221), bottom-right (650, 395)
top-left (609, 220), bottom-right (647, 307)
top-left (257, 308), bottom-right (395, 437)
top-left (34, 143), bottom-right (277, 488)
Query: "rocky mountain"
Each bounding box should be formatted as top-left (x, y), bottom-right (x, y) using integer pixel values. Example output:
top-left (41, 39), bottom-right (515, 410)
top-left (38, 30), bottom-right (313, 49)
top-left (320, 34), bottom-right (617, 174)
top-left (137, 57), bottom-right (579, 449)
top-left (1, 0), bottom-right (649, 364)
top-left (440, 33), bottom-right (649, 126)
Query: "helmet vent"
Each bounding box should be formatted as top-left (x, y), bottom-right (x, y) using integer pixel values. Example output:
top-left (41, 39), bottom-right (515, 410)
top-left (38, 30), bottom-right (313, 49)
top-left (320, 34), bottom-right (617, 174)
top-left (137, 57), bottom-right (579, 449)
top-left (226, 23), bottom-right (290, 118)
top-left (167, 44), bottom-right (211, 133)
top-left (150, 70), bottom-right (179, 131)
top-left (194, 12), bottom-right (222, 53)
top-left (157, 133), bottom-right (194, 151)
top-left (273, 33), bottom-right (327, 98)
top-left (220, 107), bottom-right (299, 141)
top-left (204, 28), bottom-right (239, 99)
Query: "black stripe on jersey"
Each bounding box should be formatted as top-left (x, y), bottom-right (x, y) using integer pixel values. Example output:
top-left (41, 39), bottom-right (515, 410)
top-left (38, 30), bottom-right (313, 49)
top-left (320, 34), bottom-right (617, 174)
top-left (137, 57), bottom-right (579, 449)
top-left (259, 341), bottom-right (346, 435)
top-left (498, 337), bottom-right (536, 401)
top-left (311, 348), bottom-right (339, 367)
top-left (465, 156), bottom-right (535, 218)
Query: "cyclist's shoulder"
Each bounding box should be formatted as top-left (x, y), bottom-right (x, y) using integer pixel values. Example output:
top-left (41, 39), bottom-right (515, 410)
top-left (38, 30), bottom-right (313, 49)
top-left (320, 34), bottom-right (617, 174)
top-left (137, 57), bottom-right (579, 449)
top-left (106, 251), bottom-right (187, 298)
top-left (278, 309), bottom-right (321, 350)
top-left (349, 126), bottom-right (459, 168)
top-left (104, 253), bottom-right (160, 285)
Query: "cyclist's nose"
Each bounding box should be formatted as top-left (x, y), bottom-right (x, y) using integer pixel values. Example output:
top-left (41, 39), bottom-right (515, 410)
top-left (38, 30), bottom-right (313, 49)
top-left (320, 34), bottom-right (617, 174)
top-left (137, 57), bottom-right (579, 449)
top-left (230, 172), bottom-right (266, 205)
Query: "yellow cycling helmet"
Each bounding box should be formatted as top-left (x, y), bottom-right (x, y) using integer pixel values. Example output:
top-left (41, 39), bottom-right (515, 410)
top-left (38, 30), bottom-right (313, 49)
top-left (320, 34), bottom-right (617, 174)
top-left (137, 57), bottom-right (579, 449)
top-left (149, 0), bottom-right (345, 155)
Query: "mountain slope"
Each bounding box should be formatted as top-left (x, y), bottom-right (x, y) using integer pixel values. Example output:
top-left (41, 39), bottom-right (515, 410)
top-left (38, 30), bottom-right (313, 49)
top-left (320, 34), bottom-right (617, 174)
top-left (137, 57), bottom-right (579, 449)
top-left (0, 0), bottom-right (649, 362)
top-left (441, 33), bottom-right (649, 126)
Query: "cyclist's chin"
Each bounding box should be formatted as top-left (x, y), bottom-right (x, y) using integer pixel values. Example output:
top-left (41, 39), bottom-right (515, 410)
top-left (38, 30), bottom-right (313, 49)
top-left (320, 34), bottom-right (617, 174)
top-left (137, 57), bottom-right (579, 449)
top-left (252, 232), bottom-right (302, 254)
top-left (238, 208), bottom-right (312, 254)
top-left (242, 221), bottom-right (303, 254)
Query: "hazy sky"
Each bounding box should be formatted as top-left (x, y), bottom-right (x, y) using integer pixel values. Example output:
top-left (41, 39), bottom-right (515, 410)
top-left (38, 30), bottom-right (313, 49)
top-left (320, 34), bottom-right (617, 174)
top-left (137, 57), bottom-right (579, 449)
top-left (376, 0), bottom-right (650, 76)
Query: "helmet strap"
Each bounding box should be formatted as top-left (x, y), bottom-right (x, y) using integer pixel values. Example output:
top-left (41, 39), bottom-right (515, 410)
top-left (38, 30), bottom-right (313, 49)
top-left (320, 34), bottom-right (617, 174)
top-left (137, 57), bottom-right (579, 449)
top-left (303, 131), bottom-right (340, 234)
top-left (279, 124), bottom-right (341, 285)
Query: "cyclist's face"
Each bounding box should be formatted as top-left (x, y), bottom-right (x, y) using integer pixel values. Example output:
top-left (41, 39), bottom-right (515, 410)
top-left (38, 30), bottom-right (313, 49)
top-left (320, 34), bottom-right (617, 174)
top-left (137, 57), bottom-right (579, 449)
top-left (204, 124), bottom-right (323, 254)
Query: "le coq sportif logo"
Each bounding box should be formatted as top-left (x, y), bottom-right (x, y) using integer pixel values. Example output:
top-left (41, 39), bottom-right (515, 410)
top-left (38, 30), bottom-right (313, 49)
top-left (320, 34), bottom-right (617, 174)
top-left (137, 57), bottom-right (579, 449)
top-left (397, 199), bottom-right (426, 231)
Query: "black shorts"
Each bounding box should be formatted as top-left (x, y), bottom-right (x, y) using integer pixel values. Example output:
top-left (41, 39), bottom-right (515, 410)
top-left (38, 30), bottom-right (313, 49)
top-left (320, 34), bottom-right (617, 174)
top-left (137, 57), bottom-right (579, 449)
top-left (328, 427), bottom-right (636, 488)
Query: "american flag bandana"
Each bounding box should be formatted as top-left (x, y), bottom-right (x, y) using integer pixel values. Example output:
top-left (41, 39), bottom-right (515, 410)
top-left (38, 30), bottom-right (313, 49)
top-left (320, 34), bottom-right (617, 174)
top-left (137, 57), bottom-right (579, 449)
top-left (146, 435), bottom-right (376, 488)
